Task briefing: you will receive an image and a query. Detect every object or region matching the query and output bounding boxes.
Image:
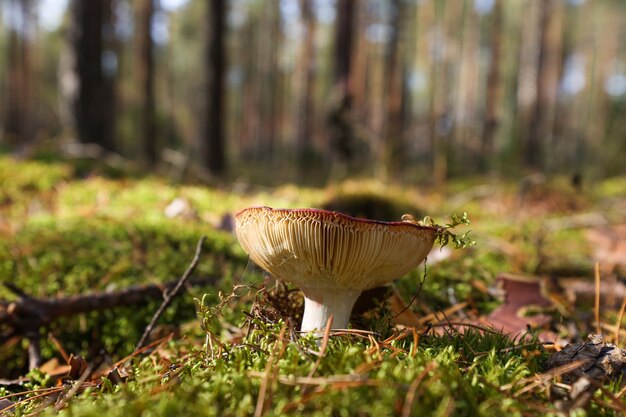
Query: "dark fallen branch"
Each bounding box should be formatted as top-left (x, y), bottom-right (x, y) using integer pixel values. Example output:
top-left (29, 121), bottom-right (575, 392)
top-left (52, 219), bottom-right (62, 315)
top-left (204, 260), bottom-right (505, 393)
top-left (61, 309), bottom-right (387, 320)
top-left (0, 236), bottom-right (212, 371)
top-left (2, 276), bottom-right (216, 343)
top-left (0, 276), bottom-right (217, 330)
top-left (136, 236), bottom-right (206, 350)
top-left (26, 330), bottom-right (42, 370)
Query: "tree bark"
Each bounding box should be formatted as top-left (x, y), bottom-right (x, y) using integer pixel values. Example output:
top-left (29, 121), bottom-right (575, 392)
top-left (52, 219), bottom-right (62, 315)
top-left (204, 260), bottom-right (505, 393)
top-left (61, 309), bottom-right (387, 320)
top-left (70, 0), bottom-right (116, 152)
top-left (526, 0), bottom-right (560, 170)
top-left (481, 0), bottom-right (503, 171)
top-left (430, 1), bottom-right (449, 185)
top-left (296, 0), bottom-right (317, 172)
top-left (3, 20), bottom-right (25, 146)
top-left (0, 277), bottom-right (218, 335)
top-left (2, 0), bottom-right (33, 148)
top-left (334, 0), bottom-right (355, 98)
top-left (260, 1), bottom-right (282, 162)
top-left (240, 9), bottom-right (260, 160)
top-left (135, 0), bottom-right (156, 166)
top-left (329, 0), bottom-right (357, 172)
top-left (203, 0), bottom-right (227, 176)
top-left (382, 0), bottom-right (405, 181)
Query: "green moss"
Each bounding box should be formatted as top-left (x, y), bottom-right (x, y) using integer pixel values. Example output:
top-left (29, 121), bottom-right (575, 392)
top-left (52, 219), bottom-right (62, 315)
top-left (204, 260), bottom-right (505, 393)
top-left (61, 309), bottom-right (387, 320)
top-left (0, 157), bottom-right (73, 219)
top-left (596, 176), bottom-right (626, 198)
top-left (0, 215), bottom-right (247, 377)
top-left (24, 327), bottom-right (558, 417)
top-left (0, 217), bottom-right (244, 298)
top-left (0, 157), bottom-right (73, 197)
top-left (1, 157), bottom-right (623, 416)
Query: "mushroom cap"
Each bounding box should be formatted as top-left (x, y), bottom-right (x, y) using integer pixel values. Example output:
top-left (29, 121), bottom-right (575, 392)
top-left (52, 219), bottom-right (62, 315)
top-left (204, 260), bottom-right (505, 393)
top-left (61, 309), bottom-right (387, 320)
top-left (235, 206), bottom-right (437, 291)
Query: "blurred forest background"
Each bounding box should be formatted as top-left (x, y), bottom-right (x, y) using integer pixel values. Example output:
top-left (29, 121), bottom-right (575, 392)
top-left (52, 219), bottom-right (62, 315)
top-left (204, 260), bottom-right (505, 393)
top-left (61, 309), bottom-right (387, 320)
top-left (1, 0), bottom-right (625, 185)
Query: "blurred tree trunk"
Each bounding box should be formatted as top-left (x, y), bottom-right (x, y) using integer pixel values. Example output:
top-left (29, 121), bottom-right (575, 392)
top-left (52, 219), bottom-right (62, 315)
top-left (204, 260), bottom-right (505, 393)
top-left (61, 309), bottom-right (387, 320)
top-left (334, 0), bottom-right (355, 101)
top-left (70, 0), bottom-right (116, 151)
top-left (2, 0), bottom-right (33, 148)
top-left (329, 0), bottom-right (357, 172)
top-left (526, 0), bottom-right (560, 170)
top-left (515, 2), bottom-right (539, 167)
top-left (297, 0), bottom-right (317, 172)
top-left (430, 1), bottom-right (449, 185)
top-left (382, 0), bottom-right (405, 181)
top-left (241, 10), bottom-right (260, 160)
top-left (350, 5), bottom-right (367, 121)
top-left (4, 17), bottom-right (25, 146)
top-left (202, 0), bottom-right (226, 175)
top-left (259, 1), bottom-right (281, 161)
top-left (481, 0), bottom-right (503, 171)
top-left (451, 0), bottom-right (472, 170)
top-left (135, 0), bottom-right (156, 166)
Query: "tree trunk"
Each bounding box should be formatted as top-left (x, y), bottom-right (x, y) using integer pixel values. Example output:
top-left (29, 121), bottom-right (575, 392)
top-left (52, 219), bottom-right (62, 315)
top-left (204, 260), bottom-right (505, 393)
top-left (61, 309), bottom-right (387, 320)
top-left (2, 0), bottom-right (33, 148)
top-left (526, 0), bottom-right (560, 170)
top-left (450, 0), bottom-right (473, 171)
top-left (334, 0), bottom-right (355, 97)
top-left (70, 0), bottom-right (116, 152)
top-left (240, 10), bottom-right (260, 160)
top-left (382, 0), bottom-right (405, 181)
top-left (296, 0), bottom-right (317, 172)
top-left (202, 0), bottom-right (227, 176)
top-left (430, 1), bottom-right (448, 185)
top-left (481, 0), bottom-right (503, 171)
top-left (135, 0), bottom-right (156, 166)
top-left (259, 1), bottom-right (281, 162)
top-left (329, 0), bottom-right (357, 172)
top-left (4, 20), bottom-right (25, 147)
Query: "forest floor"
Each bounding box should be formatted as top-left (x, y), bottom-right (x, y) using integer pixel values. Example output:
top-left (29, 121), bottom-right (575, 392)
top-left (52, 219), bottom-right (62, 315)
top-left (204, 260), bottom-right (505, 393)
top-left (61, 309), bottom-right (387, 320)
top-left (1, 155), bottom-right (626, 416)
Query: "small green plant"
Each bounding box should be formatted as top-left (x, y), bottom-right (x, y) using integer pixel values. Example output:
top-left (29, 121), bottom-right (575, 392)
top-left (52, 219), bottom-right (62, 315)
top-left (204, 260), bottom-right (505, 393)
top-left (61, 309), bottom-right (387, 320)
top-left (403, 212), bottom-right (476, 249)
top-left (433, 212), bottom-right (476, 249)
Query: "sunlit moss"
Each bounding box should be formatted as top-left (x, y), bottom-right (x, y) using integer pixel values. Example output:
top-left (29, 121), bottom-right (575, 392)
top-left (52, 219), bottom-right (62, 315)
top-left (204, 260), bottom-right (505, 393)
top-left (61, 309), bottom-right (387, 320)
top-left (1, 158), bottom-right (621, 416)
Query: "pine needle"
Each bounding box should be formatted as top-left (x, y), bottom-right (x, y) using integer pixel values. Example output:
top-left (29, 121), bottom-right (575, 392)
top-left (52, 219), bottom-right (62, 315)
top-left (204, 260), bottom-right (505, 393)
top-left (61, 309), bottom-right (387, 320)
top-left (254, 323), bottom-right (287, 417)
top-left (595, 262), bottom-right (601, 335)
top-left (401, 362), bottom-right (436, 417)
top-left (615, 296), bottom-right (626, 345)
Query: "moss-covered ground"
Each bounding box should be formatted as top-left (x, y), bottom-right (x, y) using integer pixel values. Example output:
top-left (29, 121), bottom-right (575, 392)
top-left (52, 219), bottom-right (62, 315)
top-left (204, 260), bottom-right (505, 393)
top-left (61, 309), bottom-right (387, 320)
top-left (1, 156), bottom-right (626, 416)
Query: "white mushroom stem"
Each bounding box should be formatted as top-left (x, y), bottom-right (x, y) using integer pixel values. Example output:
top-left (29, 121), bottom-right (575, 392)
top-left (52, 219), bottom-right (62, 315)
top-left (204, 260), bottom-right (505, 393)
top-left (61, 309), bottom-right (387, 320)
top-left (300, 288), bottom-right (362, 333)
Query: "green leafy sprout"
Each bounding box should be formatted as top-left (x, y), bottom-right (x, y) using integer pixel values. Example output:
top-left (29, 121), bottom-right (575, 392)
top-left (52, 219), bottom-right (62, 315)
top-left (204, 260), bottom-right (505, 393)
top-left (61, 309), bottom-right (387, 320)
top-left (403, 212), bottom-right (476, 249)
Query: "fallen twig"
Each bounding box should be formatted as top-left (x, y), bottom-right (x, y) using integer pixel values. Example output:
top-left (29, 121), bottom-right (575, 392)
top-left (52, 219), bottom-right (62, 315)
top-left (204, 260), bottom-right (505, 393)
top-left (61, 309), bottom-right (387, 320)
top-left (1, 239), bottom-right (214, 371)
top-left (0, 386), bottom-right (65, 414)
top-left (249, 371), bottom-right (375, 387)
top-left (597, 386), bottom-right (626, 414)
top-left (26, 330), bottom-right (42, 370)
top-left (254, 324), bottom-right (287, 417)
top-left (53, 365), bottom-right (93, 413)
top-left (0, 276), bottom-right (218, 330)
top-left (595, 262), bottom-right (601, 335)
top-left (429, 321), bottom-right (506, 336)
top-left (500, 359), bottom-right (587, 396)
top-left (93, 333), bottom-right (173, 380)
top-left (301, 317), bottom-right (333, 395)
top-left (615, 297), bottom-right (626, 345)
top-left (401, 362), bottom-right (437, 417)
top-left (135, 236), bottom-right (206, 350)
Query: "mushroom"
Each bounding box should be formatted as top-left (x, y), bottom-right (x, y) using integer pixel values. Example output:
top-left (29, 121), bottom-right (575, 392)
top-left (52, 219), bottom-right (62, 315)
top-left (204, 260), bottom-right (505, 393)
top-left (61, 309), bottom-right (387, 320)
top-left (235, 206), bottom-right (437, 333)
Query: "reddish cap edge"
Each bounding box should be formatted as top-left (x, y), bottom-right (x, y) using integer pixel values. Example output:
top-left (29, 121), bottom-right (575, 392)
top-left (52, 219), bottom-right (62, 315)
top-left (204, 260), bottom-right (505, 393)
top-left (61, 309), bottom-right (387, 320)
top-left (235, 206), bottom-right (438, 232)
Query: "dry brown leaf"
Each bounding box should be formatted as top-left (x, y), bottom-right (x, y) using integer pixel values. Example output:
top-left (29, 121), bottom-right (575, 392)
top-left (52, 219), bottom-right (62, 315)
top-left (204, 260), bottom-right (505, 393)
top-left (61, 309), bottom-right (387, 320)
top-left (586, 225), bottom-right (626, 272)
top-left (67, 354), bottom-right (89, 380)
top-left (39, 358), bottom-right (71, 378)
top-left (483, 273), bottom-right (556, 341)
top-left (0, 399), bottom-right (15, 412)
